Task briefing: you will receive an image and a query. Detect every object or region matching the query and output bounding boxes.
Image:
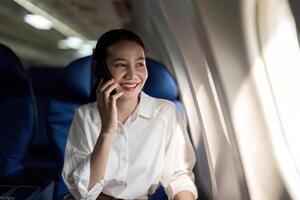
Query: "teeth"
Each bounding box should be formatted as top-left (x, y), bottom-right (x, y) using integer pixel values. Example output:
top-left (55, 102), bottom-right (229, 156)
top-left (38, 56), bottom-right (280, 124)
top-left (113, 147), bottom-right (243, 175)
top-left (122, 83), bottom-right (137, 88)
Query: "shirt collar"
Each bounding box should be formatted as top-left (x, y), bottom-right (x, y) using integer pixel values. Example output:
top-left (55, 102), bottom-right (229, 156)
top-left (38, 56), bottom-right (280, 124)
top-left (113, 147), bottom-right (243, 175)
top-left (136, 92), bottom-right (156, 119)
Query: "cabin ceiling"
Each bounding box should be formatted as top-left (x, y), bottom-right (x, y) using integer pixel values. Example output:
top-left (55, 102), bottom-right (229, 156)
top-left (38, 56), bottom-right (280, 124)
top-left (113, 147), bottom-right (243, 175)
top-left (0, 0), bottom-right (131, 67)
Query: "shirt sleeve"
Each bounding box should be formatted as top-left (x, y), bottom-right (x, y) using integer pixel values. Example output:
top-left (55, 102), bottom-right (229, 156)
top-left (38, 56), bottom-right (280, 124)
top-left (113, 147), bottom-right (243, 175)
top-left (160, 105), bottom-right (198, 200)
top-left (62, 109), bottom-right (104, 200)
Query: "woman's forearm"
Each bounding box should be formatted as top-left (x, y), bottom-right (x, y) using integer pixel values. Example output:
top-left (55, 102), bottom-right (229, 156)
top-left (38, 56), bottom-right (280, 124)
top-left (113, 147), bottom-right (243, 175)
top-left (88, 132), bottom-right (114, 190)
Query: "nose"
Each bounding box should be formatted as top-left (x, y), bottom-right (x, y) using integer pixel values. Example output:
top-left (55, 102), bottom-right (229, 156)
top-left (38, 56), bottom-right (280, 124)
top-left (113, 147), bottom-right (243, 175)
top-left (125, 65), bottom-right (136, 79)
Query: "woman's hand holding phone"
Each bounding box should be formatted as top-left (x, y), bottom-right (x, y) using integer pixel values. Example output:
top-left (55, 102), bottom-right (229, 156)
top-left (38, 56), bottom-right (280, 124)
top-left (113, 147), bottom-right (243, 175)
top-left (96, 78), bottom-right (123, 135)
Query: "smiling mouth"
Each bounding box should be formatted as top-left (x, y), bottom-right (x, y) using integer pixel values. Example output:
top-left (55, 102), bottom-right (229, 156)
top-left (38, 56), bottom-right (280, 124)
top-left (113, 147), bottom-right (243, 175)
top-left (120, 83), bottom-right (140, 91)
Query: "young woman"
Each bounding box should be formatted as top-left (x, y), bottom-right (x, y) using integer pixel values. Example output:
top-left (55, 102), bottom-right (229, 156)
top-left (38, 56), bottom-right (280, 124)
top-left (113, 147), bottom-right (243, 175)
top-left (62, 29), bottom-right (198, 200)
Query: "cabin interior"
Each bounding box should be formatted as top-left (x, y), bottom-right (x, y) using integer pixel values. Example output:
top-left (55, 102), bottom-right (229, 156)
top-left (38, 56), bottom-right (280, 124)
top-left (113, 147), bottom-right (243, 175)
top-left (0, 0), bottom-right (300, 199)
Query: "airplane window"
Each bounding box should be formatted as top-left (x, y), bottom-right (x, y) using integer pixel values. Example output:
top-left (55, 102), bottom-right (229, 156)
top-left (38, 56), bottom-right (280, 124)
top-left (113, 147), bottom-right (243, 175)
top-left (257, 0), bottom-right (300, 198)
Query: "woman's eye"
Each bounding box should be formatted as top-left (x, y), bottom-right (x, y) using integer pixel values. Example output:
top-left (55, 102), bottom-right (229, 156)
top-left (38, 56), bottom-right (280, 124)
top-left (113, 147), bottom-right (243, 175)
top-left (115, 63), bottom-right (126, 67)
top-left (136, 63), bottom-right (145, 67)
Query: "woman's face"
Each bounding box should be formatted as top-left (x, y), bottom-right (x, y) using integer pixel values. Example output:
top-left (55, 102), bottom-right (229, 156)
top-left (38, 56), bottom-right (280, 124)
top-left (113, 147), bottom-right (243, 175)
top-left (105, 40), bottom-right (148, 101)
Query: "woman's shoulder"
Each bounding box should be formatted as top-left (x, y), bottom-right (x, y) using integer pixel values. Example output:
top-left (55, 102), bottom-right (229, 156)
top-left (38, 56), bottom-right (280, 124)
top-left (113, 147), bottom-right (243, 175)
top-left (155, 97), bottom-right (176, 110)
top-left (75, 102), bottom-right (98, 121)
top-left (142, 92), bottom-right (176, 115)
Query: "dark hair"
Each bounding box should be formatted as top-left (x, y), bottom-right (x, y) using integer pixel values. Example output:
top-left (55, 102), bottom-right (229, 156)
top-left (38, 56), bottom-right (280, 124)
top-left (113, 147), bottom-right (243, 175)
top-left (93, 29), bottom-right (146, 80)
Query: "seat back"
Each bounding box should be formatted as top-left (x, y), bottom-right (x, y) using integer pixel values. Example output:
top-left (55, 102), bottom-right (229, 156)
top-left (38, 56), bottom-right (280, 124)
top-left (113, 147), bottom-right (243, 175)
top-left (47, 56), bottom-right (95, 199)
top-left (144, 58), bottom-right (185, 116)
top-left (0, 43), bottom-right (36, 177)
top-left (25, 67), bottom-right (62, 169)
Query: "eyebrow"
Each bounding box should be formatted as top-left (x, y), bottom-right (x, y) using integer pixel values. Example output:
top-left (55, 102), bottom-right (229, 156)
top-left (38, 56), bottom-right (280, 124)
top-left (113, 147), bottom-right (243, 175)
top-left (112, 57), bottom-right (145, 62)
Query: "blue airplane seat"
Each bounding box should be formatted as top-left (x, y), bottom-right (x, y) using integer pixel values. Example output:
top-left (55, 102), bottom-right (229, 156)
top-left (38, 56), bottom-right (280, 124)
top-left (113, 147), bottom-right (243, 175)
top-left (47, 56), bottom-right (95, 199)
top-left (0, 43), bottom-right (36, 177)
top-left (144, 58), bottom-right (186, 200)
top-left (25, 67), bottom-right (63, 170)
top-left (0, 44), bottom-right (56, 200)
top-left (144, 58), bottom-right (185, 117)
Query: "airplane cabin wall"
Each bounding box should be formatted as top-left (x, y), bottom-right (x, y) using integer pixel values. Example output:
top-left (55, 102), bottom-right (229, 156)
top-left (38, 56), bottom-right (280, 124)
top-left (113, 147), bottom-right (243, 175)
top-left (128, 0), bottom-right (300, 199)
top-left (129, 0), bottom-right (252, 199)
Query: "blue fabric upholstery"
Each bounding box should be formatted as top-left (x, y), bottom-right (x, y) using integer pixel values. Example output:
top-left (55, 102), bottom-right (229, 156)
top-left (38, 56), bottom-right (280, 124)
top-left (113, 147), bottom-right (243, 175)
top-left (144, 58), bottom-right (178, 101)
top-left (0, 43), bottom-right (36, 177)
top-left (25, 67), bottom-right (62, 170)
top-left (47, 56), bottom-right (95, 199)
top-left (144, 58), bottom-right (185, 118)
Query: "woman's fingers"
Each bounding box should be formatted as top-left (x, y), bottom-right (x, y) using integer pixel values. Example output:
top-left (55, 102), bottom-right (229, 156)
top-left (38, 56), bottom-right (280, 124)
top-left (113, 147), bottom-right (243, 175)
top-left (99, 79), bottom-right (115, 93)
top-left (96, 79), bottom-right (122, 113)
top-left (103, 82), bottom-right (118, 100)
top-left (96, 78), bottom-right (115, 103)
top-left (111, 91), bottom-right (124, 102)
top-left (96, 79), bottom-right (113, 98)
top-left (95, 80), bottom-right (122, 134)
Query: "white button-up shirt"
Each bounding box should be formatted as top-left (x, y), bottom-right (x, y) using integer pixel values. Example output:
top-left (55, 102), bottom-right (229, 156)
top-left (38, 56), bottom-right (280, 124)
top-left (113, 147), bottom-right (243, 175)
top-left (62, 92), bottom-right (198, 200)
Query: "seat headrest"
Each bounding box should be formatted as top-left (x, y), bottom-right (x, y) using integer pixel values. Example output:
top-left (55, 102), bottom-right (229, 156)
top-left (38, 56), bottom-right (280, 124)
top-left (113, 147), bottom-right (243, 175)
top-left (0, 43), bottom-right (26, 80)
top-left (28, 67), bottom-right (62, 94)
top-left (57, 56), bottom-right (95, 102)
top-left (143, 58), bottom-right (178, 100)
top-left (0, 44), bottom-right (31, 100)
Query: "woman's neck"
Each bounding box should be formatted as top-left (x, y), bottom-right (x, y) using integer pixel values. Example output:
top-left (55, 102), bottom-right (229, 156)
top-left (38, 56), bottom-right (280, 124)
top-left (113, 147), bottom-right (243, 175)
top-left (116, 97), bottom-right (139, 123)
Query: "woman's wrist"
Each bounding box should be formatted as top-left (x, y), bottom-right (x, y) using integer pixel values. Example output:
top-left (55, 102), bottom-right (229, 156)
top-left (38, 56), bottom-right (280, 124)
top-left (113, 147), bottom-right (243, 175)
top-left (92, 131), bottom-right (115, 161)
top-left (99, 130), bottom-right (116, 140)
top-left (98, 131), bottom-right (116, 143)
